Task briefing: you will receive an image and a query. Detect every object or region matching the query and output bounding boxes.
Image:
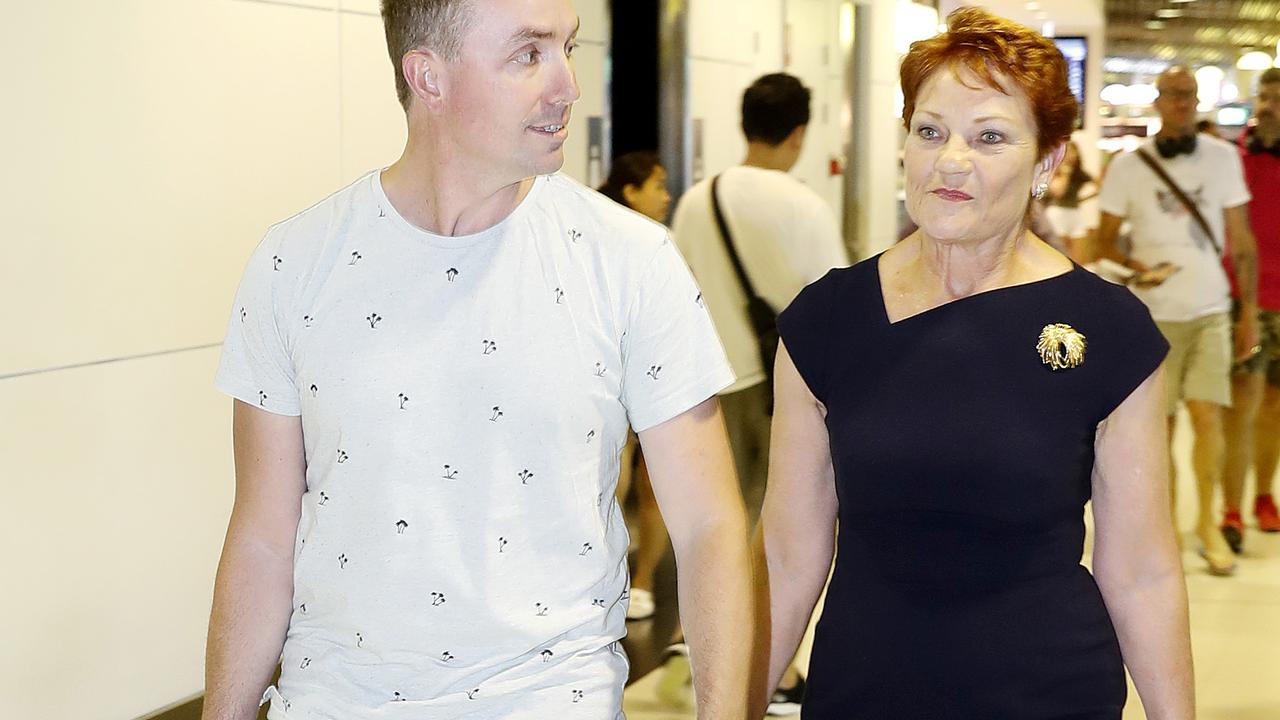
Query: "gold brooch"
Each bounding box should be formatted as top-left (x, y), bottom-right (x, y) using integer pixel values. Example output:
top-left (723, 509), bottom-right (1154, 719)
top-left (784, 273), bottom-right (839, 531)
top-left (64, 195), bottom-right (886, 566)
top-left (1037, 323), bottom-right (1086, 370)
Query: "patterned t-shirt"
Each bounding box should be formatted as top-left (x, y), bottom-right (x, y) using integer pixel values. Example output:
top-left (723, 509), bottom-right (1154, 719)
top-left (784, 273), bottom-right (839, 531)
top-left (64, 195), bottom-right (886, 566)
top-left (214, 170), bottom-right (735, 719)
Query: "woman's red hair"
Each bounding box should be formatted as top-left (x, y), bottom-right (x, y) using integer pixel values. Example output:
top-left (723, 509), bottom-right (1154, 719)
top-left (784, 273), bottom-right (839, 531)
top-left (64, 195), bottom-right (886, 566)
top-left (900, 6), bottom-right (1077, 156)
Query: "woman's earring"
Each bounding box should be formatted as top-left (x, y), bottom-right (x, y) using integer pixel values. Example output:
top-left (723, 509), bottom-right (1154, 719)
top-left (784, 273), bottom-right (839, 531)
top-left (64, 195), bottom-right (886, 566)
top-left (1033, 182), bottom-right (1049, 199)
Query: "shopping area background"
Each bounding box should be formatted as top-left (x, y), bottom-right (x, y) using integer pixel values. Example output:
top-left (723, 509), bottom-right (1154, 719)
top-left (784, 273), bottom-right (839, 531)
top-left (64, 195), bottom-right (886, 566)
top-left (2, 1), bottom-right (1278, 718)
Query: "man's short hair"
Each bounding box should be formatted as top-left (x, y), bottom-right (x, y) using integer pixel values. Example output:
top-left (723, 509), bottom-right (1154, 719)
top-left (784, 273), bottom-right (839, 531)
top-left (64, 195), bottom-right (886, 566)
top-left (1260, 67), bottom-right (1280, 88)
top-left (382, 0), bottom-right (474, 111)
top-left (741, 73), bottom-right (811, 145)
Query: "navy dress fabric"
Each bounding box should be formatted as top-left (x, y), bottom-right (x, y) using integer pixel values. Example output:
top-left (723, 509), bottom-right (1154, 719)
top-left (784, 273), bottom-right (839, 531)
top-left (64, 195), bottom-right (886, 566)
top-left (777, 254), bottom-right (1169, 719)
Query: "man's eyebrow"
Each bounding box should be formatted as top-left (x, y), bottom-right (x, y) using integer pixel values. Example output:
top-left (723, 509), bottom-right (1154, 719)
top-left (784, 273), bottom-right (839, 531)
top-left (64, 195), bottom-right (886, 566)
top-left (507, 18), bottom-right (581, 45)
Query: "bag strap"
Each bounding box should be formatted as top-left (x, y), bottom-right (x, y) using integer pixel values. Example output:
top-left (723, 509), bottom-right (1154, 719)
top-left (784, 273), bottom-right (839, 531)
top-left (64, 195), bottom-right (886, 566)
top-left (1134, 148), bottom-right (1222, 256)
top-left (710, 174), bottom-right (770, 311)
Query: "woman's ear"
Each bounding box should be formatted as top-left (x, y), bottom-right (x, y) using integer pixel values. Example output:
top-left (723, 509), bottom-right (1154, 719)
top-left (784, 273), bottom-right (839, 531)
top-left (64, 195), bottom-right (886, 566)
top-left (1037, 142), bottom-right (1069, 188)
top-left (622, 183), bottom-right (640, 207)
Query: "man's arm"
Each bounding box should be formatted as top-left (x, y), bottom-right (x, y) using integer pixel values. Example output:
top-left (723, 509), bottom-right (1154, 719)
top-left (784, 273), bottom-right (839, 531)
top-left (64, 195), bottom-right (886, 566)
top-left (639, 397), bottom-right (752, 720)
top-left (1225, 203), bottom-right (1262, 361)
top-left (203, 401), bottom-right (307, 720)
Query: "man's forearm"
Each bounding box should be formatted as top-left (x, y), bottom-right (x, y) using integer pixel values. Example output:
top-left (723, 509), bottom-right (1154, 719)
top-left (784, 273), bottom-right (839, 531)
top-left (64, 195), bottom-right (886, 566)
top-left (203, 527), bottom-right (296, 720)
top-left (1233, 247), bottom-right (1259, 308)
top-left (674, 517), bottom-right (753, 719)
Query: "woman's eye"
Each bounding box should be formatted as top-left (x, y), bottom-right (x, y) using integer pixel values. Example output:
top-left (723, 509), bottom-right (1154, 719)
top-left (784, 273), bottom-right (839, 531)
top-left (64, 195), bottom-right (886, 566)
top-left (980, 131), bottom-right (1004, 144)
top-left (566, 42), bottom-right (578, 58)
top-left (917, 126), bottom-right (939, 140)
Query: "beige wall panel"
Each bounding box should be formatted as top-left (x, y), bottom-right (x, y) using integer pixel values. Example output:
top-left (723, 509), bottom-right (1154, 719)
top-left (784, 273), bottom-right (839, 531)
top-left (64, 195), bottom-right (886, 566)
top-left (689, 0), bottom-right (754, 64)
top-left (562, 41), bottom-right (608, 186)
top-left (1, 1), bottom-right (342, 377)
top-left (341, 0), bottom-right (381, 14)
top-left (339, 12), bottom-right (410, 184)
top-left (576, 0), bottom-right (609, 44)
top-left (690, 60), bottom-right (755, 180)
top-left (0, 349), bottom-right (232, 720)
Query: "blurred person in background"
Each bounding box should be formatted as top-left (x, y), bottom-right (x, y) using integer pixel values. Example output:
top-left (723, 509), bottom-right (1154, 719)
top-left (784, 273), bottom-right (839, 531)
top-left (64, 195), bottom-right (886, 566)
top-left (671, 72), bottom-right (849, 716)
top-left (757, 9), bottom-right (1192, 717)
top-left (1043, 140), bottom-right (1098, 262)
top-left (1095, 64), bottom-right (1260, 577)
top-left (597, 151), bottom-right (672, 621)
top-left (1222, 67), bottom-right (1280, 552)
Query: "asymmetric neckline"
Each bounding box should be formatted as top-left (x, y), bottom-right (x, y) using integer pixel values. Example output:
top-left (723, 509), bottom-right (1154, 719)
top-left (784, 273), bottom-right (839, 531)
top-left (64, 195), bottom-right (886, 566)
top-left (873, 252), bottom-right (1081, 327)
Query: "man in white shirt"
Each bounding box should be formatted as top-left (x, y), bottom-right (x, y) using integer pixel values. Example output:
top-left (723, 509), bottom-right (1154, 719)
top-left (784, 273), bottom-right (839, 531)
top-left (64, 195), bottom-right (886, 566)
top-left (201, 2), bottom-right (752, 718)
top-left (1095, 64), bottom-right (1261, 576)
top-left (671, 72), bottom-right (849, 715)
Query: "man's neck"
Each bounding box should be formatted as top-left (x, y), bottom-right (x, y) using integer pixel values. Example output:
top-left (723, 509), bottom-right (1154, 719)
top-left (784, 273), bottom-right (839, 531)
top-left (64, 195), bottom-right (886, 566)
top-left (381, 132), bottom-right (531, 237)
top-left (1255, 123), bottom-right (1280, 148)
top-left (1156, 122), bottom-right (1194, 140)
top-left (742, 142), bottom-right (793, 172)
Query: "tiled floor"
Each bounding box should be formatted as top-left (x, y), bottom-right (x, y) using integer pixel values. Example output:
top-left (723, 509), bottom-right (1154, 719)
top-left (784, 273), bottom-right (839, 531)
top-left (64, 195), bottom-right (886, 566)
top-left (620, 410), bottom-right (1280, 718)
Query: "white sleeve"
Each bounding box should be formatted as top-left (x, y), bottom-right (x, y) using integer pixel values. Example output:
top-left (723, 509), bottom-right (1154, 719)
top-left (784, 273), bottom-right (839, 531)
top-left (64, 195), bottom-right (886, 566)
top-left (1221, 146), bottom-right (1252, 209)
top-left (620, 237), bottom-right (736, 432)
top-left (214, 229), bottom-right (302, 416)
top-left (1097, 154), bottom-right (1132, 219)
top-left (806, 204), bottom-right (851, 281)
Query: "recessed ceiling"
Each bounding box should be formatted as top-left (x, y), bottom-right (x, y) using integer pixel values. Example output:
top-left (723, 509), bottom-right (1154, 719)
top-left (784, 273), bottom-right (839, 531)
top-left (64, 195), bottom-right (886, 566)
top-left (1107, 0), bottom-right (1280, 65)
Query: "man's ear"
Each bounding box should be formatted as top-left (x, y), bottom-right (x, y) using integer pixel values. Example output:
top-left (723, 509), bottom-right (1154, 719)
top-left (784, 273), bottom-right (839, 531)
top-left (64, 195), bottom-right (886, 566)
top-left (403, 49), bottom-right (446, 111)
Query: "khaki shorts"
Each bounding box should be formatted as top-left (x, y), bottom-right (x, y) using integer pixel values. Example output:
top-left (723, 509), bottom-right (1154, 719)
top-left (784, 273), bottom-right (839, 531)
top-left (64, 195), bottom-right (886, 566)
top-left (1233, 307), bottom-right (1280, 388)
top-left (1156, 312), bottom-right (1232, 415)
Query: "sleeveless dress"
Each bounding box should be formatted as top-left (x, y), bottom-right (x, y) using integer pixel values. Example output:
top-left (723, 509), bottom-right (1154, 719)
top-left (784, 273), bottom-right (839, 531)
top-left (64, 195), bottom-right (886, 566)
top-left (777, 255), bottom-right (1169, 719)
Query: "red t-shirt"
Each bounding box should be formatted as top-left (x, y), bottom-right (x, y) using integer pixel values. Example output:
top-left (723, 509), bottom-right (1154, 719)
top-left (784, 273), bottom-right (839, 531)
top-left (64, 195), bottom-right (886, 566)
top-left (1229, 129), bottom-right (1280, 310)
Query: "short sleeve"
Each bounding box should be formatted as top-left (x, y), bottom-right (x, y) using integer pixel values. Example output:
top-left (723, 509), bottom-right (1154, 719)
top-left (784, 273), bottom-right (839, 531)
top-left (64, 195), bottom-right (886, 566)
top-left (1221, 146), bottom-right (1252, 209)
top-left (214, 230), bottom-right (302, 416)
top-left (621, 237), bottom-right (736, 432)
top-left (776, 269), bottom-right (838, 403)
top-left (1096, 155), bottom-right (1132, 219)
top-left (1093, 284), bottom-right (1170, 420)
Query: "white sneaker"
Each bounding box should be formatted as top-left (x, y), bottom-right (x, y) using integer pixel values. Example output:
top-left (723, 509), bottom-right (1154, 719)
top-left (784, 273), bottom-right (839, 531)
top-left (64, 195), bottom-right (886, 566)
top-left (654, 644), bottom-right (695, 710)
top-left (625, 588), bottom-right (656, 621)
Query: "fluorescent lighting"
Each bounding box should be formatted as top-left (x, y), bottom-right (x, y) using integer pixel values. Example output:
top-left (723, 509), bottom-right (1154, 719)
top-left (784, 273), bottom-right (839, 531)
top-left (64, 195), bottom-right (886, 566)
top-left (1238, 50), bottom-right (1274, 70)
top-left (1025, 1), bottom-right (1041, 9)
top-left (1145, 20), bottom-right (1166, 30)
top-left (1155, 8), bottom-right (1183, 18)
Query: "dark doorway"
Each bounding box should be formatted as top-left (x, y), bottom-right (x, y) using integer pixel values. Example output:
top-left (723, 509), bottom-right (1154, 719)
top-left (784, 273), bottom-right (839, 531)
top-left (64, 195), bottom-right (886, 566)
top-left (608, 1), bottom-right (660, 159)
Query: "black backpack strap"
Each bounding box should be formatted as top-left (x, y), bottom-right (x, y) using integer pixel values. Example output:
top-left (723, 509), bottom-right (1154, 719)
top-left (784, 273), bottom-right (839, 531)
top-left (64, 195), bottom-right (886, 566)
top-left (710, 174), bottom-right (768, 310)
top-left (1134, 148), bottom-right (1222, 256)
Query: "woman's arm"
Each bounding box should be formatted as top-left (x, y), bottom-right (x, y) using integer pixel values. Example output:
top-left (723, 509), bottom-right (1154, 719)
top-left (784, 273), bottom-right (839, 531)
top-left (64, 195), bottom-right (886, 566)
top-left (1091, 364), bottom-right (1194, 719)
top-left (750, 341), bottom-right (839, 717)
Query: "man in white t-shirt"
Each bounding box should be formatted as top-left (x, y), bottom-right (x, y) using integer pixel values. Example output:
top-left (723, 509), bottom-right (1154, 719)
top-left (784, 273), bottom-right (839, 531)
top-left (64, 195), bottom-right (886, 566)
top-left (201, 2), bottom-right (753, 719)
top-left (671, 72), bottom-right (849, 715)
top-left (1095, 64), bottom-right (1261, 576)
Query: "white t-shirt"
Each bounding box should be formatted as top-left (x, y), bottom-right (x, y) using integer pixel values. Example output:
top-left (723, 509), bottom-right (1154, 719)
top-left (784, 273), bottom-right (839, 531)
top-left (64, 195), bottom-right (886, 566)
top-left (215, 171), bottom-right (734, 720)
top-left (671, 166), bottom-right (849, 393)
top-left (1098, 136), bottom-right (1251, 321)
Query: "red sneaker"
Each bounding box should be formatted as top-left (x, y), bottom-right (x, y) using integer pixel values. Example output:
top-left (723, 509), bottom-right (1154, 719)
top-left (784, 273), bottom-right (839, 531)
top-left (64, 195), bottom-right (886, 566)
top-left (1256, 495), bottom-right (1280, 533)
top-left (1221, 511), bottom-right (1245, 554)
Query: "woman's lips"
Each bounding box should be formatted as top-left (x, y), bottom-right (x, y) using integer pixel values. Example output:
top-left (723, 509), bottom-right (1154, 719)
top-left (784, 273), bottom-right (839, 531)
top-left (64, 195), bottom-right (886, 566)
top-left (931, 188), bottom-right (973, 202)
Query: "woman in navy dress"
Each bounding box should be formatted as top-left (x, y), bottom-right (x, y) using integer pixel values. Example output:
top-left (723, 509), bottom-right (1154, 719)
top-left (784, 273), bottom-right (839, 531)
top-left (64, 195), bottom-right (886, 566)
top-left (755, 8), bottom-right (1194, 719)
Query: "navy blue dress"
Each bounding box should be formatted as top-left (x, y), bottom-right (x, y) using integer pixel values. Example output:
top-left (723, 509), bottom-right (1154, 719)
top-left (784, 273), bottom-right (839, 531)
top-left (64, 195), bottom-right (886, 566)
top-left (777, 255), bottom-right (1169, 719)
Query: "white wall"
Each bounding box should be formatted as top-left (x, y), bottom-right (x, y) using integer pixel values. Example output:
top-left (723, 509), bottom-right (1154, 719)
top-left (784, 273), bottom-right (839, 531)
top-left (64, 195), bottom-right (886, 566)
top-left (0, 1), bottom-right (607, 718)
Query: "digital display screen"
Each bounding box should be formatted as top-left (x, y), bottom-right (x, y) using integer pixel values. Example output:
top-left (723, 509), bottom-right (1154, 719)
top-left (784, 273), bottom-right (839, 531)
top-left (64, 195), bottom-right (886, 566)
top-left (1217, 106), bottom-right (1248, 126)
top-left (1054, 36), bottom-right (1087, 129)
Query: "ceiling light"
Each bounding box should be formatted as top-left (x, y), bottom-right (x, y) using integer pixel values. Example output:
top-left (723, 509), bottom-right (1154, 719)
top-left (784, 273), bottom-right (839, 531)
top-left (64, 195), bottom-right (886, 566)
top-left (1238, 50), bottom-right (1274, 70)
top-left (1155, 8), bottom-right (1183, 18)
top-left (1025, 1), bottom-right (1041, 9)
top-left (1145, 20), bottom-right (1167, 30)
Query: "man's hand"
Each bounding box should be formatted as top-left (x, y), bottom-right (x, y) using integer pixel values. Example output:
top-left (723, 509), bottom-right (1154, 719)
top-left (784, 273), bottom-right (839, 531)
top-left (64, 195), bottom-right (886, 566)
top-left (1234, 308), bottom-right (1262, 364)
top-left (1133, 262), bottom-right (1180, 288)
